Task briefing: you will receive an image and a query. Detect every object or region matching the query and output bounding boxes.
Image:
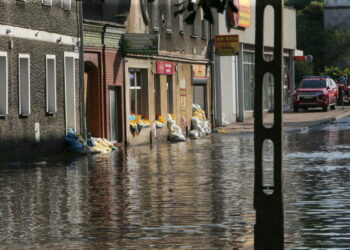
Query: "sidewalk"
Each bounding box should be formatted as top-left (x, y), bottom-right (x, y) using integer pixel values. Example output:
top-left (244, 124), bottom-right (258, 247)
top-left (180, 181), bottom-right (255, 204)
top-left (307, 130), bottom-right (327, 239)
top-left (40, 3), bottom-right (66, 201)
top-left (219, 106), bottom-right (350, 134)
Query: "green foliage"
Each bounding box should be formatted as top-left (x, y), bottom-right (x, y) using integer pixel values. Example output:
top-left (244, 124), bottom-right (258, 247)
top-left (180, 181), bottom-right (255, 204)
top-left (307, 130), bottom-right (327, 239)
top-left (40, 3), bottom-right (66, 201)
top-left (285, 0), bottom-right (322, 10)
top-left (296, 1), bottom-right (325, 74)
top-left (320, 66), bottom-right (350, 78)
top-left (295, 61), bottom-right (314, 83)
top-left (324, 30), bottom-right (350, 69)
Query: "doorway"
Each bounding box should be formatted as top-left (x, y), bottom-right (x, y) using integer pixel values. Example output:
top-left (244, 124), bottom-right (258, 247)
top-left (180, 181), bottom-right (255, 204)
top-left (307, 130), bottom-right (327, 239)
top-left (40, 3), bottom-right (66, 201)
top-left (84, 62), bottom-right (101, 138)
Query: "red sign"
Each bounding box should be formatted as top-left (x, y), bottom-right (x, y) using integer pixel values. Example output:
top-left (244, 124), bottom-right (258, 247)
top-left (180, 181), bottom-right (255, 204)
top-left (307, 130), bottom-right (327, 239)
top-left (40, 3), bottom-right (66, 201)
top-left (156, 61), bottom-right (174, 75)
top-left (294, 55), bottom-right (313, 62)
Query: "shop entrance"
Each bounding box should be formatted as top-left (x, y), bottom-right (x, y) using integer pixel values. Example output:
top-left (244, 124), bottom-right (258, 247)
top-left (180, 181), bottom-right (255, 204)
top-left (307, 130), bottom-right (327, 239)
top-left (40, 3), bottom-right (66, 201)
top-left (84, 62), bottom-right (101, 138)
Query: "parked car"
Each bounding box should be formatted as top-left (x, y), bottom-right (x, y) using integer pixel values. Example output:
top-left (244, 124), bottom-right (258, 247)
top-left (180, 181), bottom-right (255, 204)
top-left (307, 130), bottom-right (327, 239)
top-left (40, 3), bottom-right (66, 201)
top-left (293, 76), bottom-right (339, 112)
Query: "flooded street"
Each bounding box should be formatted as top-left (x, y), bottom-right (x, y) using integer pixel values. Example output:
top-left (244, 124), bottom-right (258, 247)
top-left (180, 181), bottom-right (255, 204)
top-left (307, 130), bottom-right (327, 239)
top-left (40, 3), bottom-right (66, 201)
top-left (2, 118), bottom-right (350, 248)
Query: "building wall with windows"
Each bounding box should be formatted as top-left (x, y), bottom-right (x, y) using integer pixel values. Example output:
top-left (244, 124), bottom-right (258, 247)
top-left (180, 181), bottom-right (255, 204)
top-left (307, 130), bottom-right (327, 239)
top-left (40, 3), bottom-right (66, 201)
top-left (124, 0), bottom-right (211, 146)
top-left (324, 0), bottom-right (350, 31)
top-left (213, 1), bottom-right (297, 126)
top-left (83, 1), bottom-right (130, 144)
top-left (0, 0), bottom-right (81, 159)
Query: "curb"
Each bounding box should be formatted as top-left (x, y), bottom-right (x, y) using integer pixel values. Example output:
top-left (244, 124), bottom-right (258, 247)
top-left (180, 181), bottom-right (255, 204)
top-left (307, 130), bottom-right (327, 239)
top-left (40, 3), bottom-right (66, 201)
top-left (226, 112), bottom-right (350, 136)
top-left (285, 112), bottom-right (350, 134)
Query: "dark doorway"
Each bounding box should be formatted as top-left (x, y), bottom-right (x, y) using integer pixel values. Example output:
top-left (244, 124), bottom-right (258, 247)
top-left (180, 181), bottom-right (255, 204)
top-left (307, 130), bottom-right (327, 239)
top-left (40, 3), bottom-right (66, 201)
top-left (84, 62), bottom-right (101, 138)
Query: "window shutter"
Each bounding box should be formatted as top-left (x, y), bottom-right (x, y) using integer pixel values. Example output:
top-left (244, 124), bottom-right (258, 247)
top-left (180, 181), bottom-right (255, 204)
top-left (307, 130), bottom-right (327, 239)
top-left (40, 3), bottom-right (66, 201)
top-left (19, 54), bottom-right (31, 117)
top-left (0, 52), bottom-right (8, 117)
top-left (61, 0), bottom-right (71, 10)
top-left (42, 0), bottom-right (52, 6)
top-left (46, 55), bottom-right (57, 114)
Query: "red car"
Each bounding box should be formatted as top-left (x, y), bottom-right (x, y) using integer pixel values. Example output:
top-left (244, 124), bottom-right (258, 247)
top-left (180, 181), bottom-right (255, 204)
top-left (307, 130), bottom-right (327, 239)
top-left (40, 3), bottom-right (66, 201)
top-left (293, 76), bottom-right (339, 112)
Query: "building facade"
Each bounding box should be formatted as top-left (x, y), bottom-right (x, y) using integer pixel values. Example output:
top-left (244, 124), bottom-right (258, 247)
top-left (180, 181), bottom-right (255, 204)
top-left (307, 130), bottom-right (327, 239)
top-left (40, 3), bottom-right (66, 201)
top-left (213, 1), bottom-right (297, 125)
top-left (324, 0), bottom-right (350, 31)
top-left (83, 0), bottom-right (131, 144)
top-left (124, 0), bottom-right (212, 145)
top-left (0, 0), bottom-right (81, 158)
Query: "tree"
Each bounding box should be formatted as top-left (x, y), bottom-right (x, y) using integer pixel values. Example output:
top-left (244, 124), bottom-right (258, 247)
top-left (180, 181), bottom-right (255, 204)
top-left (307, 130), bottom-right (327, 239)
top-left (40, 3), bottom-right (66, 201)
top-left (296, 1), bottom-right (325, 74)
top-left (285, 0), bottom-right (322, 10)
top-left (324, 30), bottom-right (350, 69)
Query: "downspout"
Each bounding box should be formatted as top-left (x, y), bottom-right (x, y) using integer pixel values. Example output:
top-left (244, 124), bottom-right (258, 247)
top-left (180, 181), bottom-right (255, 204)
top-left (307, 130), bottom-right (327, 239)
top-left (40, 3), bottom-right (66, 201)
top-left (209, 23), bottom-right (216, 129)
top-left (77, 0), bottom-right (87, 140)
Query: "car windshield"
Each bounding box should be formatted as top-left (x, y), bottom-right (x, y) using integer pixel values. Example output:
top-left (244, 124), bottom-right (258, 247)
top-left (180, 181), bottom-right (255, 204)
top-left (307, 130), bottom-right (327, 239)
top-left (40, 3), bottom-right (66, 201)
top-left (299, 80), bottom-right (326, 88)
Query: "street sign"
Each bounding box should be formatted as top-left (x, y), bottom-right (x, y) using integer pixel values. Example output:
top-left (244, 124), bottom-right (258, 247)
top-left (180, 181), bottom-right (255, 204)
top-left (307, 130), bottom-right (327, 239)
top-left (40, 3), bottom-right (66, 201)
top-left (122, 33), bottom-right (159, 54)
top-left (215, 35), bottom-right (239, 56)
top-left (294, 55), bottom-right (313, 62)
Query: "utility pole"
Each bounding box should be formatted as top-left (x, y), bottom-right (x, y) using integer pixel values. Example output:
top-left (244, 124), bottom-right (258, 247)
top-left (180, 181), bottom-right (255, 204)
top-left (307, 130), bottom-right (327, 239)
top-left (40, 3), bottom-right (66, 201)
top-left (254, 0), bottom-right (284, 249)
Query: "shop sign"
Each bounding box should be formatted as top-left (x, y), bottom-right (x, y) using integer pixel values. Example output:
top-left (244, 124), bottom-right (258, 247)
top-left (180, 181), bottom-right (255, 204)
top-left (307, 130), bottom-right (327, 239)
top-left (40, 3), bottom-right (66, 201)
top-left (122, 33), bottom-right (159, 54)
top-left (215, 35), bottom-right (239, 56)
top-left (237, 0), bottom-right (251, 28)
top-left (192, 65), bottom-right (207, 78)
top-left (156, 61), bottom-right (174, 75)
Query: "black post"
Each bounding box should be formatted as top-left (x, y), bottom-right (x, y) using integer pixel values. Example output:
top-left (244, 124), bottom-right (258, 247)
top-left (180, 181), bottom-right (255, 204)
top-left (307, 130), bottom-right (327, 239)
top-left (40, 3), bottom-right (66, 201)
top-left (254, 1), bottom-right (284, 249)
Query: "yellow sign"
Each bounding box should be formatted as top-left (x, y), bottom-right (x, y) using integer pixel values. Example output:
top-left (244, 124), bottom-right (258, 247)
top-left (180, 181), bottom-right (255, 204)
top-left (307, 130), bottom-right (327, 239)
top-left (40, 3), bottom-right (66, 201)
top-left (215, 35), bottom-right (239, 56)
top-left (192, 65), bottom-right (207, 78)
top-left (238, 0), bottom-right (251, 28)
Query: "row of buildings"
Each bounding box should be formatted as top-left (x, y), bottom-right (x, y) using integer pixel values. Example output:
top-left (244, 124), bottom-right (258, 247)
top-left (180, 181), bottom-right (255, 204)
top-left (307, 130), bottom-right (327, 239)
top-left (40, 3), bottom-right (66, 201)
top-left (0, 0), bottom-right (298, 157)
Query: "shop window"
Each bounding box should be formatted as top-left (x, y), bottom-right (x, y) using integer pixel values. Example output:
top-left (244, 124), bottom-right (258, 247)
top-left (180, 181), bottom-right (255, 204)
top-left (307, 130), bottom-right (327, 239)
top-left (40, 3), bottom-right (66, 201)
top-left (167, 75), bottom-right (174, 114)
top-left (0, 52), bottom-right (8, 117)
top-left (154, 75), bottom-right (161, 119)
top-left (19, 54), bottom-right (31, 117)
top-left (243, 53), bottom-right (255, 111)
top-left (130, 69), bottom-right (148, 118)
top-left (193, 85), bottom-right (207, 113)
top-left (46, 55), bottom-right (57, 114)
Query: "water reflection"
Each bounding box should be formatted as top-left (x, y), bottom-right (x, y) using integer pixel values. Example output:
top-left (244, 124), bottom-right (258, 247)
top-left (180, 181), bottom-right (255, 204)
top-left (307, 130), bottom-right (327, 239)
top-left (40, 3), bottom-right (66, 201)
top-left (0, 136), bottom-right (255, 249)
top-left (2, 118), bottom-right (350, 248)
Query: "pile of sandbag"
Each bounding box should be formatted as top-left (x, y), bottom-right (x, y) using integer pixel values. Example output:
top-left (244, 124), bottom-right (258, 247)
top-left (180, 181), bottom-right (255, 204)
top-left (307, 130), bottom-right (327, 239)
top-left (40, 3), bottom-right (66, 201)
top-left (167, 114), bottom-right (186, 142)
top-left (64, 128), bottom-right (117, 154)
top-left (189, 104), bottom-right (211, 139)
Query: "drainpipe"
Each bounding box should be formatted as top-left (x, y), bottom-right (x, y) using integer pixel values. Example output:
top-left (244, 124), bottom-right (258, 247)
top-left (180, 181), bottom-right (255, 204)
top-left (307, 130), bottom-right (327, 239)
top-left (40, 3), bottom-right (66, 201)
top-left (209, 23), bottom-right (216, 129)
top-left (77, 0), bottom-right (87, 140)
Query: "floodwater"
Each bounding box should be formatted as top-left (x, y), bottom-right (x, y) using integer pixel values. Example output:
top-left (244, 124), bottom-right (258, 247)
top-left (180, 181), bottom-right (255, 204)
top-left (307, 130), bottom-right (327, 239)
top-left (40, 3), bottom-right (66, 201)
top-left (2, 118), bottom-right (350, 249)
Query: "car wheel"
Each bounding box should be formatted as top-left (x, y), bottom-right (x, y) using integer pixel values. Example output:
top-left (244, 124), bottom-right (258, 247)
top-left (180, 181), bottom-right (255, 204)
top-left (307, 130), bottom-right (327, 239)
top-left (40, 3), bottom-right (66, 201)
top-left (323, 104), bottom-right (328, 112)
top-left (294, 106), bottom-right (299, 112)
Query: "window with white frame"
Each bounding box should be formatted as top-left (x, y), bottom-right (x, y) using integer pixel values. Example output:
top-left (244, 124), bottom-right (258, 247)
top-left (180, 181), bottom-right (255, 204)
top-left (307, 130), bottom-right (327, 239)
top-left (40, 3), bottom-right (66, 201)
top-left (129, 69), bottom-right (142, 115)
top-left (19, 54), bottom-right (31, 117)
top-left (0, 52), bottom-right (8, 117)
top-left (46, 55), bottom-right (57, 114)
top-left (61, 0), bottom-right (71, 10)
top-left (42, 0), bottom-right (52, 6)
top-left (165, 0), bottom-right (172, 34)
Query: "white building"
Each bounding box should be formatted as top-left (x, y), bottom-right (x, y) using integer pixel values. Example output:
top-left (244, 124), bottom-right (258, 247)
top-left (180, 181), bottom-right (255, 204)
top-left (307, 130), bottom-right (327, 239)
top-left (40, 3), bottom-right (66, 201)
top-left (212, 1), bottom-right (298, 125)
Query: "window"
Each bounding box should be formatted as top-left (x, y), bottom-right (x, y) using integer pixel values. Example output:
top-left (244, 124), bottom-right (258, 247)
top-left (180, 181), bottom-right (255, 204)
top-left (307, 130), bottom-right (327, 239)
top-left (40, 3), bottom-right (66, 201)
top-left (46, 55), bottom-right (57, 114)
top-left (61, 0), bottom-right (71, 10)
top-left (64, 53), bottom-right (76, 132)
top-left (19, 54), bottom-right (31, 117)
top-left (200, 9), bottom-right (208, 40)
top-left (150, 0), bottom-right (159, 32)
top-left (130, 69), bottom-right (142, 114)
top-left (42, 0), bottom-right (52, 6)
top-left (178, 0), bottom-right (184, 35)
top-left (0, 52), bottom-right (8, 117)
top-left (190, 0), bottom-right (197, 38)
top-left (165, 0), bottom-right (172, 34)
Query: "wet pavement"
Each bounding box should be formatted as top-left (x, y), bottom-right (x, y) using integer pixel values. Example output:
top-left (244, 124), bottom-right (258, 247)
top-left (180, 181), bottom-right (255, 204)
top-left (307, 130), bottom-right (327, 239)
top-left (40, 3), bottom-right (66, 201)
top-left (2, 116), bottom-right (350, 248)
